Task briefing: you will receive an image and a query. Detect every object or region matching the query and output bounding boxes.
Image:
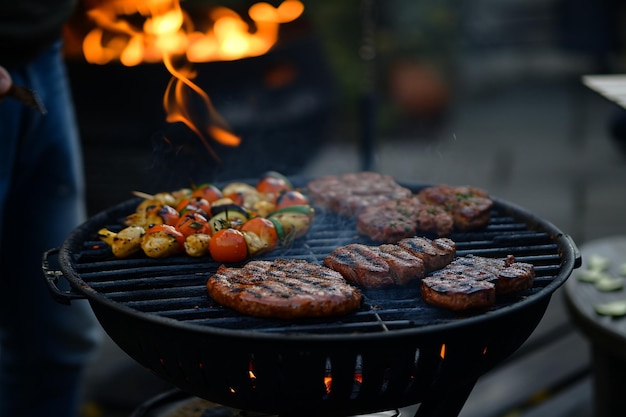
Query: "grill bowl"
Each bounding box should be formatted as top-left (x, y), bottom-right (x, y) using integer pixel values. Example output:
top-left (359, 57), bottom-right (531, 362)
top-left (44, 179), bottom-right (580, 416)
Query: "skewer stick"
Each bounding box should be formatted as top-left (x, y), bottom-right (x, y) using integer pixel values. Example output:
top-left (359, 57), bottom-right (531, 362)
top-left (132, 191), bottom-right (155, 200)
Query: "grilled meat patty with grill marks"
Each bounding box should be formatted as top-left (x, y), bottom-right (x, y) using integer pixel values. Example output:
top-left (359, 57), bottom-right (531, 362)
top-left (417, 185), bottom-right (493, 231)
top-left (421, 275), bottom-right (496, 311)
top-left (324, 243), bottom-right (426, 288)
top-left (307, 172), bottom-right (412, 216)
top-left (206, 259), bottom-right (362, 319)
top-left (421, 254), bottom-right (535, 311)
top-left (397, 237), bottom-right (456, 273)
top-left (453, 254), bottom-right (535, 294)
top-left (356, 195), bottom-right (454, 242)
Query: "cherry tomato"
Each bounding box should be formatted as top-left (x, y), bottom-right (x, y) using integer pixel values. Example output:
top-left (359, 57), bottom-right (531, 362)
top-left (240, 217), bottom-right (278, 255)
top-left (191, 183), bottom-right (223, 203)
top-left (175, 212), bottom-right (210, 237)
top-left (157, 204), bottom-right (181, 226)
top-left (209, 228), bottom-right (248, 263)
top-left (256, 174), bottom-right (292, 199)
top-left (275, 190), bottom-right (309, 210)
top-left (176, 197), bottom-right (211, 216)
top-left (224, 192), bottom-right (245, 206)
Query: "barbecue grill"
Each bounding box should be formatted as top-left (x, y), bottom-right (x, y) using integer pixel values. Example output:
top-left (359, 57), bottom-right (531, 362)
top-left (43, 178), bottom-right (581, 417)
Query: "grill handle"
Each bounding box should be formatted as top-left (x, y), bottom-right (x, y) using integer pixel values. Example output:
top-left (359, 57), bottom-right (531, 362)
top-left (42, 247), bottom-right (87, 305)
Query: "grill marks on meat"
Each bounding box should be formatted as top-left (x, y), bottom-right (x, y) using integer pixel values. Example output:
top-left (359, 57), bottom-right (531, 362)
top-left (206, 259), bottom-right (362, 319)
top-left (324, 237), bottom-right (452, 288)
top-left (323, 244), bottom-right (393, 288)
top-left (453, 254), bottom-right (535, 295)
top-left (307, 172), bottom-right (412, 216)
top-left (377, 244), bottom-right (426, 285)
top-left (397, 237), bottom-right (456, 273)
top-left (323, 243), bottom-right (426, 288)
top-left (421, 276), bottom-right (496, 311)
top-left (347, 182), bottom-right (493, 243)
top-left (356, 196), bottom-right (454, 242)
top-left (323, 232), bottom-right (534, 311)
top-left (421, 255), bottom-right (535, 311)
top-left (417, 185), bottom-right (493, 231)
top-left (306, 173), bottom-right (493, 242)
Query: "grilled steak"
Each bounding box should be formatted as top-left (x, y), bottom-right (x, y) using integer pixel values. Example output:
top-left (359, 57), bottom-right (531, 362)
top-left (453, 254), bottom-right (535, 294)
top-left (206, 259), bottom-right (362, 319)
top-left (307, 172), bottom-right (412, 216)
top-left (421, 275), bottom-right (496, 311)
top-left (356, 195), bottom-right (454, 242)
top-left (377, 244), bottom-right (426, 285)
top-left (397, 237), bottom-right (456, 272)
top-left (421, 254), bottom-right (535, 311)
top-left (324, 243), bottom-right (425, 288)
top-left (417, 185), bottom-right (493, 230)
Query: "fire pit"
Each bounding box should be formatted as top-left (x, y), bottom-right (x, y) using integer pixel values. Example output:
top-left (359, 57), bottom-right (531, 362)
top-left (43, 178), bottom-right (580, 417)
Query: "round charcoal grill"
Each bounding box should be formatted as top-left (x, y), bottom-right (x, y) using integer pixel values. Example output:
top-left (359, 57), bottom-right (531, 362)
top-left (43, 179), bottom-right (581, 417)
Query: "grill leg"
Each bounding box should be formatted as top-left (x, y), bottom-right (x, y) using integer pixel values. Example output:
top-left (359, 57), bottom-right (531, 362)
top-left (413, 379), bottom-right (477, 417)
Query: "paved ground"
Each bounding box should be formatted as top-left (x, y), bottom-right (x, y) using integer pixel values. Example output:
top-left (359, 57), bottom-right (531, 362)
top-left (78, 77), bottom-right (626, 416)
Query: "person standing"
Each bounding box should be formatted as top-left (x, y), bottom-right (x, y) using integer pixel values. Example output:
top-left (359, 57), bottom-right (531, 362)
top-left (0, 1), bottom-right (102, 416)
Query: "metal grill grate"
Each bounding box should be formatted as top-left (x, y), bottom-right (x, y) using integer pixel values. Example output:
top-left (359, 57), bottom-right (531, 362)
top-left (68, 197), bottom-right (568, 335)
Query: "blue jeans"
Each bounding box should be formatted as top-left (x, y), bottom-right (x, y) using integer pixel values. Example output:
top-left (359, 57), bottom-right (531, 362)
top-left (0, 42), bottom-right (102, 417)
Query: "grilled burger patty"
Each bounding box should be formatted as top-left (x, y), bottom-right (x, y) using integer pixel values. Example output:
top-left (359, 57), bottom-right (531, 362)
top-left (306, 172), bottom-right (412, 216)
top-left (417, 184), bottom-right (493, 231)
top-left (307, 176), bottom-right (495, 243)
top-left (421, 254), bottom-right (535, 311)
top-left (324, 237), bottom-right (454, 288)
top-left (206, 259), bottom-right (363, 319)
top-left (356, 196), bottom-right (454, 242)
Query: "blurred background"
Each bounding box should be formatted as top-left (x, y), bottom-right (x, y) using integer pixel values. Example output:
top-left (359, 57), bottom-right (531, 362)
top-left (59, 1), bottom-right (626, 416)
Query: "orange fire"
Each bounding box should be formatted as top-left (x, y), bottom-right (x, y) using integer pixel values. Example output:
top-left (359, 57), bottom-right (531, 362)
top-left (81, 0), bottom-right (304, 66)
top-left (324, 375), bottom-right (332, 394)
top-left (79, 0), bottom-right (303, 154)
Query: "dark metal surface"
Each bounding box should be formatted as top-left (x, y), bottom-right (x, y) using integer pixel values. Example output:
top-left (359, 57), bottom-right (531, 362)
top-left (46, 181), bottom-right (580, 416)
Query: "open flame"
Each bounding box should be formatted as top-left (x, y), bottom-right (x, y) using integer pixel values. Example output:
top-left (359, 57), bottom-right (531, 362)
top-left (82, 0), bottom-right (304, 66)
top-left (78, 0), bottom-right (303, 156)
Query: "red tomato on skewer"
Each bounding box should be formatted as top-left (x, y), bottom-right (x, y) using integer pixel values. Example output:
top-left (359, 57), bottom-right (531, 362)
top-left (209, 228), bottom-right (248, 263)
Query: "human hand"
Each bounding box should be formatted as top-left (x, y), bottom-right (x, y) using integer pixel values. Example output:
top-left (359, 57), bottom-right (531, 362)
top-left (0, 65), bottom-right (12, 96)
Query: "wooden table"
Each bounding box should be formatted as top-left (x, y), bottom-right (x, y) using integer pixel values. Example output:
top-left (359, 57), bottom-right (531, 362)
top-left (564, 236), bottom-right (626, 417)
